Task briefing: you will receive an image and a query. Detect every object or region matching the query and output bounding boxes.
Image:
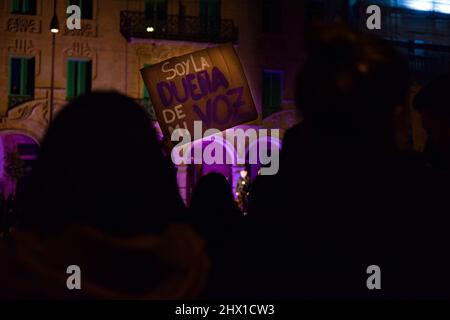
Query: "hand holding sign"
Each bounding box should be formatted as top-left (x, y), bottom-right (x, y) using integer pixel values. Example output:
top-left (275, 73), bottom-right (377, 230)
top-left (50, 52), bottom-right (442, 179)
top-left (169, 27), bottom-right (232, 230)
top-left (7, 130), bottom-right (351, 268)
top-left (141, 44), bottom-right (257, 144)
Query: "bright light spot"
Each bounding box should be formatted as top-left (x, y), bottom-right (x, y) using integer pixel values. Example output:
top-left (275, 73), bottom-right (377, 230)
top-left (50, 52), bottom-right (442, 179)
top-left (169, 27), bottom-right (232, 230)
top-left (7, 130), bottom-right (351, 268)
top-left (436, 2), bottom-right (450, 13)
top-left (402, 0), bottom-right (450, 14)
top-left (146, 26), bottom-right (155, 32)
top-left (51, 28), bottom-right (59, 33)
top-left (406, 0), bottom-right (433, 11)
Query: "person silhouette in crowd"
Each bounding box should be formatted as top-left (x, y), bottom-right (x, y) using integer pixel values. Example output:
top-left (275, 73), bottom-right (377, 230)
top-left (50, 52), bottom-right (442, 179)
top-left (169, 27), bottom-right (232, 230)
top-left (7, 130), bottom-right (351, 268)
top-left (414, 73), bottom-right (450, 172)
top-left (235, 169), bottom-right (250, 213)
top-left (0, 91), bottom-right (209, 299)
top-left (248, 25), bottom-right (449, 299)
top-left (188, 172), bottom-right (243, 298)
top-left (413, 73), bottom-right (450, 267)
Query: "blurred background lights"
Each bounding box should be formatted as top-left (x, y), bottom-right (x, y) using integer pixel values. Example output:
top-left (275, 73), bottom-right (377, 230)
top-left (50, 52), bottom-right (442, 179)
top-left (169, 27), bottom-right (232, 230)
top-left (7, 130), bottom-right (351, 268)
top-left (399, 0), bottom-right (450, 13)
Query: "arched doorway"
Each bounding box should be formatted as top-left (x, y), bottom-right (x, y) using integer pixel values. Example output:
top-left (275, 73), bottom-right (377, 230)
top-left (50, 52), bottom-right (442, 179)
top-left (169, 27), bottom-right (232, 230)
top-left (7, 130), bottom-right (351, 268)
top-left (0, 132), bottom-right (40, 199)
top-left (0, 132), bottom-right (40, 232)
top-left (175, 135), bottom-right (237, 205)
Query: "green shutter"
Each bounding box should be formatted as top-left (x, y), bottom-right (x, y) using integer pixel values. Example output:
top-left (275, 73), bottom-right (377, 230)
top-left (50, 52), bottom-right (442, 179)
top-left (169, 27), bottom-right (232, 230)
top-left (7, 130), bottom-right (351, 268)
top-left (22, 0), bottom-right (37, 14)
top-left (67, 60), bottom-right (77, 99)
top-left (23, 0), bottom-right (30, 14)
top-left (77, 60), bottom-right (92, 95)
top-left (143, 64), bottom-right (151, 99)
top-left (77, 61), bottom-right (87, 95)
top-left (11, 0), bottom-right (21, 13)
top-left (143, 86), bottom-right (150, 100)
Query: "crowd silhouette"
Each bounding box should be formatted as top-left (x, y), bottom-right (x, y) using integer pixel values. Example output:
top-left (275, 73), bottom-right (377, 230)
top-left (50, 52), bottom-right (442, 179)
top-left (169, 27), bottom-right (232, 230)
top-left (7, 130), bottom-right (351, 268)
top-left (0, 26), bottom-right (449, 299)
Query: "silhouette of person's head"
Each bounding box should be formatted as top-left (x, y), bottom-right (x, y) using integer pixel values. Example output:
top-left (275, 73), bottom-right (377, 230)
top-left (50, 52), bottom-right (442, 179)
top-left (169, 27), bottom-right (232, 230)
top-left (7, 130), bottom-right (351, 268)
top-left (189, 172), bottom-right (241, 239)
top-left (414, 73), bottom-right (450, 154)
top-left (295, 26), bottom-right (410, 150)
top-left (21, 91), bottom-right (184, 235)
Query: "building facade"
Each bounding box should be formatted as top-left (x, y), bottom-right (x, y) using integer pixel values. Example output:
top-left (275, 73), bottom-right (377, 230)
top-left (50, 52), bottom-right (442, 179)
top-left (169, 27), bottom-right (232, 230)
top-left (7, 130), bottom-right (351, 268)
top-left (0, 0), bottom-right (303, 202)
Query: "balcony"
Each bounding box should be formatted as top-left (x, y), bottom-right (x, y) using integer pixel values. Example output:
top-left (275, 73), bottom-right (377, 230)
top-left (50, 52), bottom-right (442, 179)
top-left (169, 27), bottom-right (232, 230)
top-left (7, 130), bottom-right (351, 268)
top-left (120, 11), bottom-right (238, 44)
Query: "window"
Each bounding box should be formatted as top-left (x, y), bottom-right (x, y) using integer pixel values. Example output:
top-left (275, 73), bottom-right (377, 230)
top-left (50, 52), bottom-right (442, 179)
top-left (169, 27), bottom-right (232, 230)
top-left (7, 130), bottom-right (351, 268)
top-left (11, 0), bottom-right (36, 15)
top-left (67, 60), bottom-right (92, 99)
top-left (262, 70), bottom-right (282, 117)
top-left (69, 0), bottom-right (93, 19)
top-left (262, 0), bottom-right (281, 33)
top-left (145, 0), bottom-right (168, 26)
top-left (200, 0), bottom-right (221, 33)
top-left (9, 57), bottom-right (35, 97)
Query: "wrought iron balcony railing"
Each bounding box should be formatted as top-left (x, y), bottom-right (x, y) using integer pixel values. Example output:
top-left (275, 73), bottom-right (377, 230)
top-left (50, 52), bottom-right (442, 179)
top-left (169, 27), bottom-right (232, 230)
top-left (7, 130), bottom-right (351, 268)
top-left (120, 11), bottom-right (238, 44)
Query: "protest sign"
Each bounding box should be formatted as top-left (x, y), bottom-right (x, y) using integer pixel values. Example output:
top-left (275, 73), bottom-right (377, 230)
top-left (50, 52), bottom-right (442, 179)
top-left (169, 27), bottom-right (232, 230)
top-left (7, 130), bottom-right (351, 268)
top-left (141, 43), bottom-right (257, 144)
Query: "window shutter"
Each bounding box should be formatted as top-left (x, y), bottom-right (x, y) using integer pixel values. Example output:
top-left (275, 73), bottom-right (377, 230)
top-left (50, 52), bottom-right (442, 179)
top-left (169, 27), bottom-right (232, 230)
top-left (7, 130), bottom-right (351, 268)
top-left (67, 60), bottom-right (77, 99)
top-left (10, 58), bottom-right (21, 95)
top-left (77, 61), bottom-right (87, 95)
top-left (143, 64), bottom-right (151, 99)
top-left (77, 60), bottom-right (92, 95)
top-left (23, 0), bottom-right (29, 14)
top-left (23, 0), bottom-right (37, 14)
top-left (11, 0), bottom-right (21, 13)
